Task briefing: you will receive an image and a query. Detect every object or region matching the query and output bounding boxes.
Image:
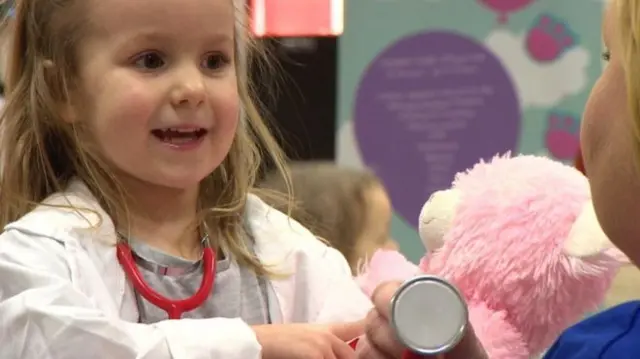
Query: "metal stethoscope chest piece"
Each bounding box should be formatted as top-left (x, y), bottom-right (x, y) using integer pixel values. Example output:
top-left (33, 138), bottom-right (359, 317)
top-left (390, 275), bottom-right (469, 357)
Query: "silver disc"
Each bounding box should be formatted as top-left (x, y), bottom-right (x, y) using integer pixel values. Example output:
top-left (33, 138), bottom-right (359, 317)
top-left (390, 275), bottom-right (468, 355)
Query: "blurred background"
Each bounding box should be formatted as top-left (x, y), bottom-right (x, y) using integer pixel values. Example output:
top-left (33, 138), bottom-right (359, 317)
top-left (251, 0), bottom-right (601, 261)
top-left (250, 0), bottom-right (604, 262)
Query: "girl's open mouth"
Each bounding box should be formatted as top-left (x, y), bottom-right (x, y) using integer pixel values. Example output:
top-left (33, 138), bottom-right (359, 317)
top-left (151, 128), bottom-right (208, 145)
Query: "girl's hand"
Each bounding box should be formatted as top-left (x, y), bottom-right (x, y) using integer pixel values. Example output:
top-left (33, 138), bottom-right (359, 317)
top-left (359, 281), bottom-right (489, 359)
top-left (253, 321), bottom-right (363, 359)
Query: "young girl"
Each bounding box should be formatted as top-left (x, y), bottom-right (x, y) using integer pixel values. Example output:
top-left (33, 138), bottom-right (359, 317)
top-left (0, 0), bottom-right (435, 358)
top-left (259, 161), bottom-right (398, 273)
top-left (542, 0), bottom-right (640, 356)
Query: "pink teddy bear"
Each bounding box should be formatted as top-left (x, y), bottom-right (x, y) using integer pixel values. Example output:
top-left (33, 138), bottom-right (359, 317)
top-left (356, 154), bottom-right (627, 359)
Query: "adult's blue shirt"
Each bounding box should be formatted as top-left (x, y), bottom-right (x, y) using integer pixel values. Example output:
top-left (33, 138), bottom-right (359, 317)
top-left (544, 301), bottom-right (640, 358)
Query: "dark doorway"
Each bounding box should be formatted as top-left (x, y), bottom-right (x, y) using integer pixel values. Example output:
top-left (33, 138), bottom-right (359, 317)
top-left (253, 37), bottom-right (338, 161)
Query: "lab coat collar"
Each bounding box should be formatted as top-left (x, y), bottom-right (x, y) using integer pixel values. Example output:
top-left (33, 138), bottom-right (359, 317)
top-left (6, 179), bottom-right (288, 323)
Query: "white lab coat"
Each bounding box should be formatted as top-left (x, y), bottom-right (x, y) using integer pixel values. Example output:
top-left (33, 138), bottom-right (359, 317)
top-left (0, 180), bottom-right (372, 359)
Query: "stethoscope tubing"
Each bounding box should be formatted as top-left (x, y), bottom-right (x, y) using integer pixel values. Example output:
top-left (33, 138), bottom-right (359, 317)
top-left (118, 244), bottom-right (464, 358)
top-left (116, 242), bottom-right (217, 319)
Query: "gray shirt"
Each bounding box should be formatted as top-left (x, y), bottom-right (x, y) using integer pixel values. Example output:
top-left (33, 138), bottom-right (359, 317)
top-left (129, 237), bottom-right (270, 325)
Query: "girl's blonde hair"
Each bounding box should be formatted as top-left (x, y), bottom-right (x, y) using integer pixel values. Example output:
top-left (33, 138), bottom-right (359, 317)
top-left (618, 0), bottom-right (640, 163)
top-left (259, 161), bottom-right (381, 270)
top-left (0, 0), bottom-right (291, 275)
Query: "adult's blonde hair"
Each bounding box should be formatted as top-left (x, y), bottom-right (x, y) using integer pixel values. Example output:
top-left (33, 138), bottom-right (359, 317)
top-left (0, 0), bottom-right (291, 275)
top-left (618, 0), bottom-right (640, 162)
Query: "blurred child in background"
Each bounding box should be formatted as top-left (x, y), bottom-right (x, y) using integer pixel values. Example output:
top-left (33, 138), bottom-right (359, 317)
top-left (260, 161), bottom-right (398, 273)
top-left (0, 3), bottom-right (13, 100)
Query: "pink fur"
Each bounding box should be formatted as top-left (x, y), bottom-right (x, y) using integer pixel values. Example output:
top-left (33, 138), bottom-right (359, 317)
top-left (355, 250), bottom-right (419, 296)
top-left (357, 154), bottom-right (622, 358)
top-left (467, 301), bottom-right (528, 359)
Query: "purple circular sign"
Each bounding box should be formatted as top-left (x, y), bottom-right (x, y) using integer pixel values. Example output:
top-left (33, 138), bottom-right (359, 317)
top-left (354, 31), bottom-right (520, 229)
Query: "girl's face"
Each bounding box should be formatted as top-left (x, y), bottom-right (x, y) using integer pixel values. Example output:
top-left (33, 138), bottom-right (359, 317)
top-left (71, 0), bottom-right (239, 192)
top-left (582, 0), bottom-right (640, 264)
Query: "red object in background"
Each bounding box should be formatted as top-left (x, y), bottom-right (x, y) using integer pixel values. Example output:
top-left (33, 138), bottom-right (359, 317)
top-left (249, 0), bottom-right (343, 37)
top-left (575, 145), bottom-right (586, 176)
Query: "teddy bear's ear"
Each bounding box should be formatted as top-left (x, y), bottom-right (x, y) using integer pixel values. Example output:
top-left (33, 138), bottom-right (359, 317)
top-left (419, 189), bottom-right (461, 251)
top-left (562, 201), bottom-right (623, 259)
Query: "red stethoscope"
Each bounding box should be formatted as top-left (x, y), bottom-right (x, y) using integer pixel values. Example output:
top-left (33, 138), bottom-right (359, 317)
top-left (116, 242), bottom-right (217, 320)
top-left (117, 241), bottom-right (468, 358)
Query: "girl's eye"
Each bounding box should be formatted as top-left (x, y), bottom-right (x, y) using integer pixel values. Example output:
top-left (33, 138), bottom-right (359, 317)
top-left (134, 52), bottom-right (165, 70)
top-left (202, 53), bottom-right (229, 70)
top-left (601, 50), bottom-right (611, 61)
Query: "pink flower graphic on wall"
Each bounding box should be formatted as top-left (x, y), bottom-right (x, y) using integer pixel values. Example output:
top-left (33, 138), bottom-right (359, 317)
top-left (478, 0), bottom-right (536, 24)
top-left (545, 111), bottom-right (580, 161)
top-left (526, 14), bottom-right (577, 62)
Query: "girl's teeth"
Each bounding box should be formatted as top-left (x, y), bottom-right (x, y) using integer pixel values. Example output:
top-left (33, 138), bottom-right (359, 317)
top-left (151, 128), bottom-right (207, 143)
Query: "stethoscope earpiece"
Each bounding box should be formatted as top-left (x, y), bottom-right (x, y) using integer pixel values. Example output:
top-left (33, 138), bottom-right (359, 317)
top-left (390, 275), bottom-right (468, 356)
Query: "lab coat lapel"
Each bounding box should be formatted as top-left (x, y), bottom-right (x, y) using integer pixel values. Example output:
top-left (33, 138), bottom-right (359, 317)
top-left (246, 195), bottom-right (291, 323)
top-left (64, 180), bottom-right (128, 317)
